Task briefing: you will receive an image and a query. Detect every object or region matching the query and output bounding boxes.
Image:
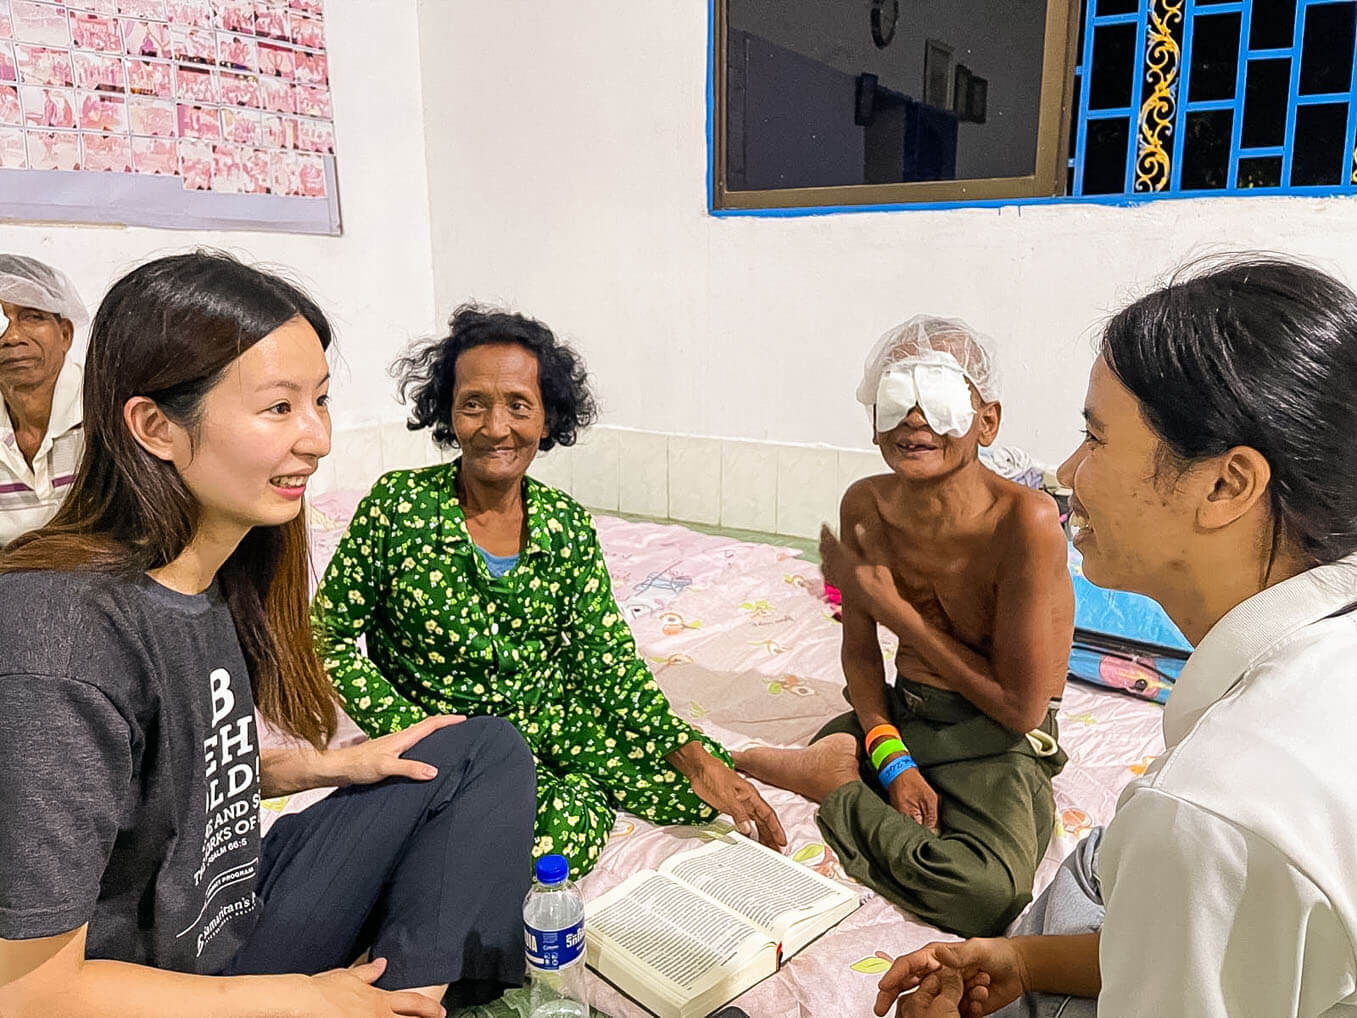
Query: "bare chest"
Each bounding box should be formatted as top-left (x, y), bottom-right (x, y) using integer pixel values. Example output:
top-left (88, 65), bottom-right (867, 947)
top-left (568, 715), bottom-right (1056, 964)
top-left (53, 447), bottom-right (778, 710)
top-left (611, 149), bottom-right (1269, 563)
top-left (883, 537), bottom-right (999, 652)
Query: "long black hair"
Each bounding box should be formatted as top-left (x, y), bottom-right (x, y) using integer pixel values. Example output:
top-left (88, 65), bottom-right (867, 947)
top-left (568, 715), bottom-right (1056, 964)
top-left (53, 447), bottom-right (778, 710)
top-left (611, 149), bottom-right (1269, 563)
top-left (2, 250), bottom-right (340, 747)
top-left (1101, 256), bottom-right (1357, 566)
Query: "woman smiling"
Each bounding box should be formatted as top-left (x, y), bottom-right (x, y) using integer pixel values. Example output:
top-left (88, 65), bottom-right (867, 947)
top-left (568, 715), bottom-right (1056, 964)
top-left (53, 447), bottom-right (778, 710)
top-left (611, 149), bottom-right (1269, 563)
top-left (313, 305), bottom-right (786, 876)
top-left (877, 257), bottom-right (1357, 1018)
top-left (0, 253), bottom-right (534, 1018)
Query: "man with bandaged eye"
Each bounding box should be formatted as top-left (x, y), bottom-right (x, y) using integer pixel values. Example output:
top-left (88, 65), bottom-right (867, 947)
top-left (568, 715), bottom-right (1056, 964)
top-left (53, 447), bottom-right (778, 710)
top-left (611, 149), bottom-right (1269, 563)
top-left (0, 255), bottom-right (87, 547)
top-left (736, 316), bottom-right (1074, 939)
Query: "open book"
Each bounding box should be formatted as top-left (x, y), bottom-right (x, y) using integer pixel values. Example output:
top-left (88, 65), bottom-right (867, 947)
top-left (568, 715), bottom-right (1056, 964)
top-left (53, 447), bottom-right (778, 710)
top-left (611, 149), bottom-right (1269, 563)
top-left (585, 830), bottom-right (860, 1018)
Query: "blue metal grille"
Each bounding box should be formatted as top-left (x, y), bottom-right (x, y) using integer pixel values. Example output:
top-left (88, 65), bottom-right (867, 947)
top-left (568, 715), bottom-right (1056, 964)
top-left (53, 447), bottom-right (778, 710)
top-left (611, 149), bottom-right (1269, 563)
top-left (1069, 0), bottom-right (1357, 197)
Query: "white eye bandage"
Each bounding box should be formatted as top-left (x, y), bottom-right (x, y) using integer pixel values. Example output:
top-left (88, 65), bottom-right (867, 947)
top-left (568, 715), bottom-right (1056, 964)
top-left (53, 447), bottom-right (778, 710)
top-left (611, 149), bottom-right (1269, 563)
top-left (0, 309), bottom-right (9, 336)
top-left (856, 315), bottom-right (1000, 439)
top-left (874, 354), bottom-right (976, 437)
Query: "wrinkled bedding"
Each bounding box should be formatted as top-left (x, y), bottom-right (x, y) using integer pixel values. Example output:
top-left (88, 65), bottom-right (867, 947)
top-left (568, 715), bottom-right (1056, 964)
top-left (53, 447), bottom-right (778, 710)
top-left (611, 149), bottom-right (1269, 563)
top-left (272, 494), bottom-right (1165, 1018)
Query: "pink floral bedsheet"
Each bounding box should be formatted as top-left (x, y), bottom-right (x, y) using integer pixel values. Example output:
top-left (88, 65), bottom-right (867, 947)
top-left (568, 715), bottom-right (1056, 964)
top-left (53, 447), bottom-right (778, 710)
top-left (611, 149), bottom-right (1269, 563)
top-left (290, 495), bottom-right (1165, 1018)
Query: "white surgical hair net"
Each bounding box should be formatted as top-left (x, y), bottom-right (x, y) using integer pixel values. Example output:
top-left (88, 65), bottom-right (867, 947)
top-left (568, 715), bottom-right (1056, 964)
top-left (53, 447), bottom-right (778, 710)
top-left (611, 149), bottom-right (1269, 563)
top-left (0, 254), bottom-right (88, 328)
top-left (856, 315), bottom-right (1001, 410)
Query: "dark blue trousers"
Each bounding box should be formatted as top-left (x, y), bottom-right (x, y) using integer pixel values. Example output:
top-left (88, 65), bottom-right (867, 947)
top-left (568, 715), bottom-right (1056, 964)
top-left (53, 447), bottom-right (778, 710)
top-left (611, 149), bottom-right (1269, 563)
top-left (227, 716), bottom-right (536, 1007)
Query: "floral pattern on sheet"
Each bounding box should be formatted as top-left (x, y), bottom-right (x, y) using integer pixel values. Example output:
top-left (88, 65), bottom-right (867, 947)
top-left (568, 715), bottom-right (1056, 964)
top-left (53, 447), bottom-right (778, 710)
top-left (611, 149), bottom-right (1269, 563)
top-left (303, 491), bottom-right (1169, 1018)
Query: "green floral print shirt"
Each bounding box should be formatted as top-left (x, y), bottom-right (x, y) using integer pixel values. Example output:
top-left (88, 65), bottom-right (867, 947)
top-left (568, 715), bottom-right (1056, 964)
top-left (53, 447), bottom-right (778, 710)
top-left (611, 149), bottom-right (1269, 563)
top-left (311, 460), bottom-right (701, 754)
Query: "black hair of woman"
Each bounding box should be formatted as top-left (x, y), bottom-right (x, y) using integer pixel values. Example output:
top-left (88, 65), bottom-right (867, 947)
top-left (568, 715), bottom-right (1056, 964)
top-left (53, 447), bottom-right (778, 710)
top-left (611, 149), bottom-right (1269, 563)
top-left (394, 303), bottom-right (598, 452)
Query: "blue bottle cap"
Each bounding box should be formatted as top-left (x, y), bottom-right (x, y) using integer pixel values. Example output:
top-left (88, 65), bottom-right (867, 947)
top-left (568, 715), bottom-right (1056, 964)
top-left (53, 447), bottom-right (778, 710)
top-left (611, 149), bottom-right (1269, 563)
top-left (535, 853), bottom-right (569, 885)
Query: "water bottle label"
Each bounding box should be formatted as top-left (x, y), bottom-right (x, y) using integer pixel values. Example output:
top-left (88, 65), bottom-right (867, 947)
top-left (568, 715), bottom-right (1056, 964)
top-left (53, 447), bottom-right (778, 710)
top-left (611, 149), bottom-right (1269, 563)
top-left (524, 920), bottom-right (584, 969)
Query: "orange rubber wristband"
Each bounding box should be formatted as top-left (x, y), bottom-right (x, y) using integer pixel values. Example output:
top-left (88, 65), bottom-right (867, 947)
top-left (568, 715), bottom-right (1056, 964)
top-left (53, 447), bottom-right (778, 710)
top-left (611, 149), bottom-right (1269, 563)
top-left (864, 723), bottom-right (900, 751)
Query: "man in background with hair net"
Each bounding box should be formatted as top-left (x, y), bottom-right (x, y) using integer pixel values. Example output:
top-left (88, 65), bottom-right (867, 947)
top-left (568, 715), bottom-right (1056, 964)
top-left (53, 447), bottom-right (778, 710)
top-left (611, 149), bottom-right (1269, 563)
top-left (737, 316), bottom-right (1074, 938)
top-left (0, 254), bottom-right (87, 546)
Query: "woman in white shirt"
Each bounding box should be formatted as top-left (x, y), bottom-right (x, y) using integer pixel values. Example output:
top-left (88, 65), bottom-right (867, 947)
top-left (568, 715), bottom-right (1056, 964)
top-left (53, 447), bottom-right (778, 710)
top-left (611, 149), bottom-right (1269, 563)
top-left (874, 256), bottom-right (1357, 1018)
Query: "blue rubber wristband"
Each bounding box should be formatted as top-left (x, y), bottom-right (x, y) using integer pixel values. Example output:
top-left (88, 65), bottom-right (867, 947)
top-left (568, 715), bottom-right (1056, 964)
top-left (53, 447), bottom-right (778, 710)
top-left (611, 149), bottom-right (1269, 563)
top-left (877, 754), bottom-right (917, 789)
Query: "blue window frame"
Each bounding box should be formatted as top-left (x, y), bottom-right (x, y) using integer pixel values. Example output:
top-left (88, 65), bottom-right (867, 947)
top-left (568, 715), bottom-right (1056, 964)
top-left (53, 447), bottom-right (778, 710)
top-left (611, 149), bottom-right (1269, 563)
top-left (709, 0), bottom-right (1357, 214)
top-left (1070, 0), bottom-right (1357, 197)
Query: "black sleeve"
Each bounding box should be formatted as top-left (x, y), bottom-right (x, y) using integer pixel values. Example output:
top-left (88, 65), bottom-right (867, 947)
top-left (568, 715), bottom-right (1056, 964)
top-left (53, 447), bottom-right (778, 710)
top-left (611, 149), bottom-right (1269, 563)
top-left (0, 673), bottom-right (132, 939)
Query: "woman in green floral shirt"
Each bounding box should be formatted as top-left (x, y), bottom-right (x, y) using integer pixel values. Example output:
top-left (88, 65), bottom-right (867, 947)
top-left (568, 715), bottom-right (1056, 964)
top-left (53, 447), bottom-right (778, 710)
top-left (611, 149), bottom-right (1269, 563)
top-left (313, 306), bottom-right (785, 874)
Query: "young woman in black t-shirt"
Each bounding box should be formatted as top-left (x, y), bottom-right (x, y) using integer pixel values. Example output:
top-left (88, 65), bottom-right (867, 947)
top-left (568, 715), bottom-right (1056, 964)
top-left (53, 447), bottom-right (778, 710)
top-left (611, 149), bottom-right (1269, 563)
top-left (0, 251), bottom-right (535, 1017)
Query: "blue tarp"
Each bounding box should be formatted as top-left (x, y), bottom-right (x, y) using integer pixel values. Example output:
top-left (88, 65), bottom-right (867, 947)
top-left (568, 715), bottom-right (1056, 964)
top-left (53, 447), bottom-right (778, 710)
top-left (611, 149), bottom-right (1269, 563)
top-left (1066, 546), bottom-right (1191, 704)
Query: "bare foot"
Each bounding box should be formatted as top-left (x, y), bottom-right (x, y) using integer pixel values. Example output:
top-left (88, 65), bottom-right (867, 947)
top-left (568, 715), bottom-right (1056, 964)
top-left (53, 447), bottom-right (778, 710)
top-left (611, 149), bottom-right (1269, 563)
top-left (733, 733), bottom-right (862, 803)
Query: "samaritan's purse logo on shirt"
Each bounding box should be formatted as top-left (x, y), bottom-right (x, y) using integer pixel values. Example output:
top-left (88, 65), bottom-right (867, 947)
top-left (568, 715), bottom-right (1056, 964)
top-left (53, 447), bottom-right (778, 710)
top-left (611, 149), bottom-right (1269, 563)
top-left (177, 667), bottom-right (261, 957)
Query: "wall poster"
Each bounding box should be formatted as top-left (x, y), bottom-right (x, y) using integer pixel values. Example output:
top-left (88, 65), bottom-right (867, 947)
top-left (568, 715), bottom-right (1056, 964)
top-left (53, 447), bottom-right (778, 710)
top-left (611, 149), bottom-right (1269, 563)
top-left (0, 0), bottom-right (340, 234)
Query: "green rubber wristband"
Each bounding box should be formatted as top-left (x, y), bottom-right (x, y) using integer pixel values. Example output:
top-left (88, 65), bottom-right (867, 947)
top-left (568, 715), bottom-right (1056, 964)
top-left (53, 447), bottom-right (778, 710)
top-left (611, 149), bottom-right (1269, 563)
top-left (870, 737), bottom-right (908, 770)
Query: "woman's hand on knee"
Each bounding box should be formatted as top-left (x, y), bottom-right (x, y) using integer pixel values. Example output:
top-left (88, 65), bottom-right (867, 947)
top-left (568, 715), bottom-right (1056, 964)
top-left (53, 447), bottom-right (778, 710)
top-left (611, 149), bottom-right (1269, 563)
top-left (309, 957), bottom-right (446, 1017)
top-left (336, 714), bottom-right (467, 786)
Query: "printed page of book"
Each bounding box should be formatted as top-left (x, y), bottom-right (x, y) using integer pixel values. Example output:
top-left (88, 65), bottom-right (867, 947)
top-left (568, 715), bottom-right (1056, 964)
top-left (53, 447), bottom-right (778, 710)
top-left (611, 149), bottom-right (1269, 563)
top-left (658, 831), bottom-right (860, 956)
top-left (587, 870), bottom-right (777, 1018)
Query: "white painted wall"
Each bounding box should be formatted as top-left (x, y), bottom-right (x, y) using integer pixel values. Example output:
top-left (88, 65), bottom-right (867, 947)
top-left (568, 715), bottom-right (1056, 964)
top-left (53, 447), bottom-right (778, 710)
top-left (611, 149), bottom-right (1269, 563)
top-left (15, 1), bottom-right (1351, 534)
top-left (0, 0), bottom-right (442, 496)
top-left (418, 0), bottom-right (1357, 486)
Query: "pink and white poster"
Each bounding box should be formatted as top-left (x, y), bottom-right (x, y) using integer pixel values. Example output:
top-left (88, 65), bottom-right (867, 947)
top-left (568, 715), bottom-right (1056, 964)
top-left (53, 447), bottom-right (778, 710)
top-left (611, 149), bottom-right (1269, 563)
top-left (289, 14), bottom-right (320, 50)
top-left (27, 127), bottom-right (80, 169)
top-left (218, 68), bottom-right (257, 106)
top-left (16, 44), bottom-right (72, 86)
top-left (177, 99), bottom-right (220, 140)
top-left (73, 51), bottom-right (125, 91)
top-left (78, 89), bottom-right (127, 132)
top-left (0, 125), bottom-right (25, 167)
top-left (168, 0), bottom-right (212, 28)
top-left (173, 62), bottom-right (215, 101)
top-left (70, 14), bottom-right (123, 53)
top-left (256, 40), bottom-right (291, 78)
top-left (216, 0), bottom-right (252, 34)
top-left (171, 24), bottom-right (215, 65)
top-left (21, 84), bottom-right (74, 127)
top-left (131, 132), bottom-right (175, 172)
top-left (217, 32), bottom-right (255, 71)
top-left (12, 2), bottom-right (69, 47)
top-left (119, 1), bottom-right (170, 22)
top-left (177, 134), bottom-right (211, 188)
top-left (257, 71), bottom-right (290, 112)
top-left (0, 0), bottom-right (339, 233)
top-left (253, 5), bottom-right (287, 43)
top-left (126, 57), bottom-right (173, 96)
top-left (82, 130), bottom-right (132, 171)
top-left (128, 94), bottom-right (174, 135)
top-left (219, 103), bottom-right (256, 143)
top-left (0, 84), bottom-right (20, 125)
top-left (294, 82), bottom-right (328, 118)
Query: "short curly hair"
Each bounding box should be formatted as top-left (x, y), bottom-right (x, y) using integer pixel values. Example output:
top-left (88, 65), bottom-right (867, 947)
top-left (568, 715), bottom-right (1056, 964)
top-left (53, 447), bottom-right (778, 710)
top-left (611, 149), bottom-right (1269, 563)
top-left (393, 303), bottom-right (598, 452)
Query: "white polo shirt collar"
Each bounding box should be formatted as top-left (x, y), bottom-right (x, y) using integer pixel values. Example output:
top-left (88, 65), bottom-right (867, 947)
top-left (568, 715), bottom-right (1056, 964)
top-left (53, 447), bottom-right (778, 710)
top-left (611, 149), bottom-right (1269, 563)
top-left (1163, 550), bottom-right (1357, 747)
top-left (1, 357), bottom-right (83, 474)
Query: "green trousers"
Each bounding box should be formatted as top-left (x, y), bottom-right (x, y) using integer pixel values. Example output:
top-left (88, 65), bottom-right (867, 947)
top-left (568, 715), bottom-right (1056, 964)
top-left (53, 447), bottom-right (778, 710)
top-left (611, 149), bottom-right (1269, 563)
top-left (816, 677), bottom-right (1066, 938)
top-left (529, 695), bottom-right (723, 877)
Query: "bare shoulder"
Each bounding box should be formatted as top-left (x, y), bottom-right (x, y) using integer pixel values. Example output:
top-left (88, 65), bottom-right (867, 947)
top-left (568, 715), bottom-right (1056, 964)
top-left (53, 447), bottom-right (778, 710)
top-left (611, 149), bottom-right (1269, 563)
top-left (993, 480), bottom-right (1068, 566)
top-left (839, 475), bottom-right (890, 526)
top-left (842, 474), bottom-right (898, 515)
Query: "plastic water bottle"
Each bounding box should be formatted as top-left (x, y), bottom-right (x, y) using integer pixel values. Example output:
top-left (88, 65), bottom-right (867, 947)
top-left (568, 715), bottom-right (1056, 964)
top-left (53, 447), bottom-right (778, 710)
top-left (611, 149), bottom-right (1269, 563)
top-left (523, 854), bottom-right (588, 1018)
